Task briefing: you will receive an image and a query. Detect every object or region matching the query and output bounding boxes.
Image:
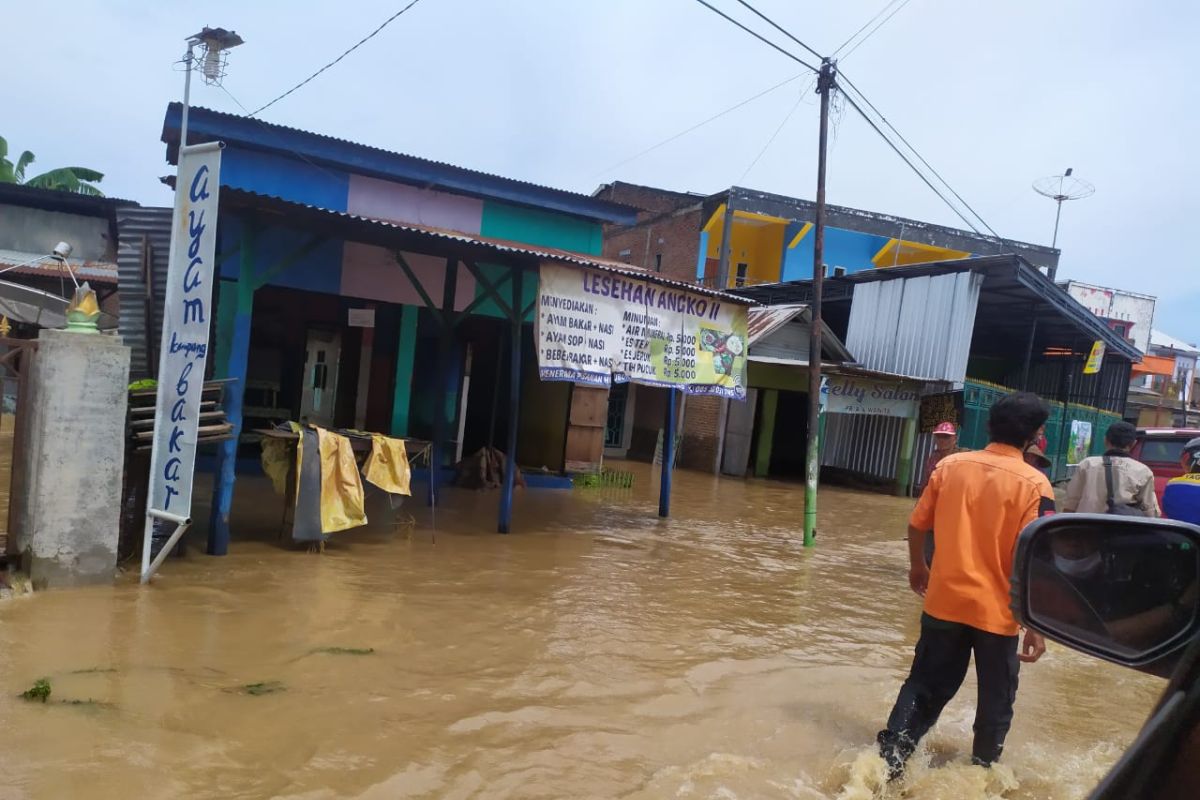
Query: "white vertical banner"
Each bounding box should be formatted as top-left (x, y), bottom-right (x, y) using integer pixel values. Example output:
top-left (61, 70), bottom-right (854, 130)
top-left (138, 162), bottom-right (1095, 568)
top-left (146, 143), bottom-right (223, 522)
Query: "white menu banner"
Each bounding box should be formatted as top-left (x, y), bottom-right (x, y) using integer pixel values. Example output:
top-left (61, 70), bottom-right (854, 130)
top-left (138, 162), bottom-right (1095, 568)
top-left (536, 263), bottom-right (748, 399)
top-left (147, 143), bottom-right (222, 515)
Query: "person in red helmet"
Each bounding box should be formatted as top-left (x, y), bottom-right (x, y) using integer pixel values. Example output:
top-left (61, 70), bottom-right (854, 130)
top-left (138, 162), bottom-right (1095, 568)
top-left (917, 422), bottom-right (963, 565)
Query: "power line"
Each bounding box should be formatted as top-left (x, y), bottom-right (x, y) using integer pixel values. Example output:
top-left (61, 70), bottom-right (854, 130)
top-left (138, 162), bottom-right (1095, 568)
top-left (739, 85), bottom-right (809, 182)
top-left (838, 71), bottom-right (1003, 239)
top-left (839, 89), bottom-right (986, 235)
top-left (591, 72), bottom-right (807, 177)
top-left (691, 0), bottom-right (819, 74)
top-left (732, 0), bottom-right (823, 63)
top-left (839, 0), bottom-right (913, 60)
top-left (833, 0), bottom-right (897, 57)
top-left (250, 0), bottom-right (425, 117)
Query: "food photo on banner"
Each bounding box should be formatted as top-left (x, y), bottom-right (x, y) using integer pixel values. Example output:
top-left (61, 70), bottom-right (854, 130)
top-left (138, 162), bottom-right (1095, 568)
top-left (535, 263), bottom-right (748, 398)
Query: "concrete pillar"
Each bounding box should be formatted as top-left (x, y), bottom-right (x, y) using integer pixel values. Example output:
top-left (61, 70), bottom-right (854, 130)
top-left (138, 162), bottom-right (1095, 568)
top-left (20, 329), bottom-right (130, 588)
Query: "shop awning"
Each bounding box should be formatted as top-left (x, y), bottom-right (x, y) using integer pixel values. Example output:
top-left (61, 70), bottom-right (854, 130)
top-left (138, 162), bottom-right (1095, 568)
top-left (1131, 354), bottom-right (1176, 378)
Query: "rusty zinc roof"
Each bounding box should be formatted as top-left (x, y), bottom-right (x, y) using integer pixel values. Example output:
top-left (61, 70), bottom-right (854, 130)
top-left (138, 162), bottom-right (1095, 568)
top-left (0, 249), bottom-right (119, 285)
top-left (219, 189), bottom-right (755, 304)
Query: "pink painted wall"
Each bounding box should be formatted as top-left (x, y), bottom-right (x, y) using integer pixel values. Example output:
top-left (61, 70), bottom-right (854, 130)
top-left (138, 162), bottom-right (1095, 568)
top-left (340, 242), bottom-right (476, 311)
top-left (347, 174), bottom-right (484, 234)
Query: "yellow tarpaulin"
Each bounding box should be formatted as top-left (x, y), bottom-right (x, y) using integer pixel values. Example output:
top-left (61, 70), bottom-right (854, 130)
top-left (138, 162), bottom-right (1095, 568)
top-left (261, 437), bottom-right (292, 496)
top-left (315, 428), bottom-right (367, 533)
top-left (362, 434), bottom-right (413, 496)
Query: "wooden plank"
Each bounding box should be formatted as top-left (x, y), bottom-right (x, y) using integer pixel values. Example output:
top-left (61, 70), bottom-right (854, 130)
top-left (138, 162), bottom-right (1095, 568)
top-left (568, 385), bottom-right (609, 428)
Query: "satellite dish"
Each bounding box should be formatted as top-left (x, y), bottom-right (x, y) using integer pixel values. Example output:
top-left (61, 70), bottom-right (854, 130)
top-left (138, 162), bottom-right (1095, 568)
top-left (1033, 168), bottom-right (1095, 249)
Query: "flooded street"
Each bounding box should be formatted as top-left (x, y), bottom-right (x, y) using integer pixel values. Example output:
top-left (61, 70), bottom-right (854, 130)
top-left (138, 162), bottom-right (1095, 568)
top-left (0, 463), bottom-right (1163, 799)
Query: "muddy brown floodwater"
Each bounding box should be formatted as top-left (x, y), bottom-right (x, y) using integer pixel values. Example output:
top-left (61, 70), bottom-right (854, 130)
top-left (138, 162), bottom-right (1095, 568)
top-left (0, 462), bottom-right (1164, 799)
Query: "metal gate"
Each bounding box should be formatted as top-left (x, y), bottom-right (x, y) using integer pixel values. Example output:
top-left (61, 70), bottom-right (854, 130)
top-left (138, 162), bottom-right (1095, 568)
top-left (0, 338), bottom-right (36, 559)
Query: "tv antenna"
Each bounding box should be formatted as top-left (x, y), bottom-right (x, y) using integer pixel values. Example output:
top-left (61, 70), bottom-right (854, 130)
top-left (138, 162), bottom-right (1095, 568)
top-left (1033, 167), bottom-right (1095, 250)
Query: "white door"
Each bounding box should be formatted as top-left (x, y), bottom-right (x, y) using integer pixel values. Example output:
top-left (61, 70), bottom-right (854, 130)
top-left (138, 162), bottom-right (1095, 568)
top-left (300, 329), bottom-right (341, 428)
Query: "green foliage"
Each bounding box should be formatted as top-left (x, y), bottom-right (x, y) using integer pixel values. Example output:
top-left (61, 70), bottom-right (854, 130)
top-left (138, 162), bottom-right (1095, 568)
top-left (239, 681), bottom-right (285, 696)
top-left (310, 646), bottom-right (375, 656)
top-left (572, 467), bottom-right (635, 489)
top-left (20, 678), bottom-right (52, 702)
top-left (0, 135), bottom-right (105, 196)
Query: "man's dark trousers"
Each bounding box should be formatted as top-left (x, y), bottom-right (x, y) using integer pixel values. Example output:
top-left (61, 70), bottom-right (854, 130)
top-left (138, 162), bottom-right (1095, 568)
top-left (878, 613), bottom-right (1021, 770)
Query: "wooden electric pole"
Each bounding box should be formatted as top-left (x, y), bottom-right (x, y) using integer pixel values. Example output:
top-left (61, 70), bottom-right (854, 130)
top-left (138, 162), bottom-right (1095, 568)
top-left (804, 57), bottom-right (836, 547)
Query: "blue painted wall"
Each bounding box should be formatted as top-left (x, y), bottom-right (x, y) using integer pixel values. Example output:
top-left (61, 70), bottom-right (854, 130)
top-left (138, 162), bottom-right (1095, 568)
top-left (218, 215), bottom-right (344, 294)
top-left (220, 147), bottom-right (350, 211)
top-left (780, 225), bottom-right (891, 281)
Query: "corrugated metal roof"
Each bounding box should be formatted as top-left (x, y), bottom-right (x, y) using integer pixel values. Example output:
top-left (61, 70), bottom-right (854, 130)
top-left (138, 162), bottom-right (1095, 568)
top-left (845, 270), bottom-right (983, 384)
top-left (1151, 328), bottom-right (1199, 354)
top-left (164, 104), bottom-right (638, 225)
top-left (748, 304), bottom-right (806, 344)
top-left (116, 207), bottom-right (172, 380)
top-left (0, 249), bottom-right (118, 284)
top-left (220, 189), bottom-right (754, 304)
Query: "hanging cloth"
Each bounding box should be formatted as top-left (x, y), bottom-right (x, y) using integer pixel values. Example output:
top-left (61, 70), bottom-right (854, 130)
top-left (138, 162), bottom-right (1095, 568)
top-left (362, 434), bottom-right (413, 497)
top-left (261, 436), bottom-right (292, 496)
top-left (316, 427), bottom-right (368, 533)
top-left (293, 427), bottom-right (326, 543)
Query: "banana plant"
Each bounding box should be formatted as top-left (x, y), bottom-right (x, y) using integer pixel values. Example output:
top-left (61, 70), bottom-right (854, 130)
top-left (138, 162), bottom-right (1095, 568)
top-left (0, 135), bottom-right (104, 196)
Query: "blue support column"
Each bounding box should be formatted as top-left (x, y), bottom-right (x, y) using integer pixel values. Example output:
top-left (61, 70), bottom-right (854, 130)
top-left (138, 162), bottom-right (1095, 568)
top-left (208, 224), bottom-right (256, 556)
top-left (428, 259), bottom-right (458, 508)
top-left (498, 267), bottom-right (524, 534)
top-left (659, 388), bottom-right (678, 518)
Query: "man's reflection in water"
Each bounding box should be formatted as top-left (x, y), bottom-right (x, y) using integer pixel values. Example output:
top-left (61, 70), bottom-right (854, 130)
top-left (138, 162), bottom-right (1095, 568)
top-left (1031, 528), bottom-right (1198, 652)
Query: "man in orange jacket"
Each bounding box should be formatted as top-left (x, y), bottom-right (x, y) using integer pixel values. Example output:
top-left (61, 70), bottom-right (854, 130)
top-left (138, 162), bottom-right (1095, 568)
top-left (878, 392), bottom-right (1055, 778)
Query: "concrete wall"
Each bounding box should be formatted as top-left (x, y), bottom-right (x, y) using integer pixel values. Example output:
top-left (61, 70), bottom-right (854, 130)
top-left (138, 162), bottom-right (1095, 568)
top-left (1065, 281), bottom-right (1156, 354)
top-left (0, 204), bottom-right (113, 261)
top-left (19, 330), bottom-right (130, 588)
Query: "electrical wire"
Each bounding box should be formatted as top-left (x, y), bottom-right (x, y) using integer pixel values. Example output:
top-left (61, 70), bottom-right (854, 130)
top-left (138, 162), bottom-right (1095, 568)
top-left (219, 84), bottom-right (347, 183)
top-left (838, 71), bottom-right (1004, 240)
top-left (591, 72), bottom-right (807, 177)
top-left (839, 89), bottom-right (986, 235)
top-left (732, 0), bottom-right (824, 63)
top-left (691, 0), bottom-right (819, 74)
top-left (249, 0), bottom-right (425, 117)
top-left (839, 0), bottom-right (913, 60)
top-left (834, 0), bottom-right (902, 57)
top-left (739, 86), bottom-right (808, 182)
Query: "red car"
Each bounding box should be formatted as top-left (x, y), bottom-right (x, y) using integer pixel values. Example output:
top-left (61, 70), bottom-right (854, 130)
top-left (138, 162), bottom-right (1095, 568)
top-left (1132, 428), bottom-right (1200, 504)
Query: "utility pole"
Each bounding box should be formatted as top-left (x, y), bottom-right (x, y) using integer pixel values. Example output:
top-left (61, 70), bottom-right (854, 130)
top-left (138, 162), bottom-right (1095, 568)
top-left (803, 58), bottom-right (836, 548)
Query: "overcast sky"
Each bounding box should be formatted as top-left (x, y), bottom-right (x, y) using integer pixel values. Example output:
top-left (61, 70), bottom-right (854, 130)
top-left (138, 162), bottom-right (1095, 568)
top-left (7, 0), bottom-right (1197, 341)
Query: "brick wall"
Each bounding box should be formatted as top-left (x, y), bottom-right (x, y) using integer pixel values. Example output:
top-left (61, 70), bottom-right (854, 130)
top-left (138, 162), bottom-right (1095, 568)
top-left (595, 183), bottom-right (725, 473)
top-left (680, 394), bottom-right (723, 472)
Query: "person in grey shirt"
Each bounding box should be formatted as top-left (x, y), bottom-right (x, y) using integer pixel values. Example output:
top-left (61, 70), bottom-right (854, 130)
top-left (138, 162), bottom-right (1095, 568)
top-left (1062, 421), bottom-right (1160, 516)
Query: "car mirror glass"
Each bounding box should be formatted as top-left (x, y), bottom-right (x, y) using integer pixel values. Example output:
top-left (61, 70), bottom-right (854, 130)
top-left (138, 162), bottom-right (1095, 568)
top-left (1023, 517), bottom-right (1200, 664)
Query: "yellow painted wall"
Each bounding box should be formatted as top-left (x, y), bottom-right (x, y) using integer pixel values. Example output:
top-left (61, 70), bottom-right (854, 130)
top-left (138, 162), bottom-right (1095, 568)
top-left (703, 206), bottom-right (787, 287)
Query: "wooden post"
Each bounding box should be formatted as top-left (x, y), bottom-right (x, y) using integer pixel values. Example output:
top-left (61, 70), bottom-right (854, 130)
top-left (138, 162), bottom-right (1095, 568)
top-left (498, 267), bottom-right (524, 533)
top-left (659, 388), bottom-right (678, 517)
top-left (207, 221), bottom-right (256, 556)
top-left (894, 412), bottom-right (918, 496)
top-left (428, 259), bottom-right (458, 508)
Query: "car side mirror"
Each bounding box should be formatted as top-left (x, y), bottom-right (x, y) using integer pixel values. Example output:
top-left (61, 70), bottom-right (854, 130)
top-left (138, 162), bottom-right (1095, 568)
top-left (1011, 514), bottom-right (1200, 677)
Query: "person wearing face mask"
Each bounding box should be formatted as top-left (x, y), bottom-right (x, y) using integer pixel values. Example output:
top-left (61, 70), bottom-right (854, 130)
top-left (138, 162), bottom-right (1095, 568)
top-left (1062, 421), bottom-right (1160, 517)
top-left (1163, 438), bottom-right (1200, 526)
top-left (877, 392), bottom-right (1055, 780)
top-left (1035, 528), bottom-right (1199, 651)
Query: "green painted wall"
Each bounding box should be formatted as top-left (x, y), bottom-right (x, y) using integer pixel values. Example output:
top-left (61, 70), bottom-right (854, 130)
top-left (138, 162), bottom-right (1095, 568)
top-left (480, 201), bottom-right (603, 255)
top-left (390, 304), bottom-right (419, 436)
top-left (748, 361), bottom-right (809, 392)
top-left (755, 389), bottom-right (779, 478)
top-left (469, 262), bottom-right (538, 321)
